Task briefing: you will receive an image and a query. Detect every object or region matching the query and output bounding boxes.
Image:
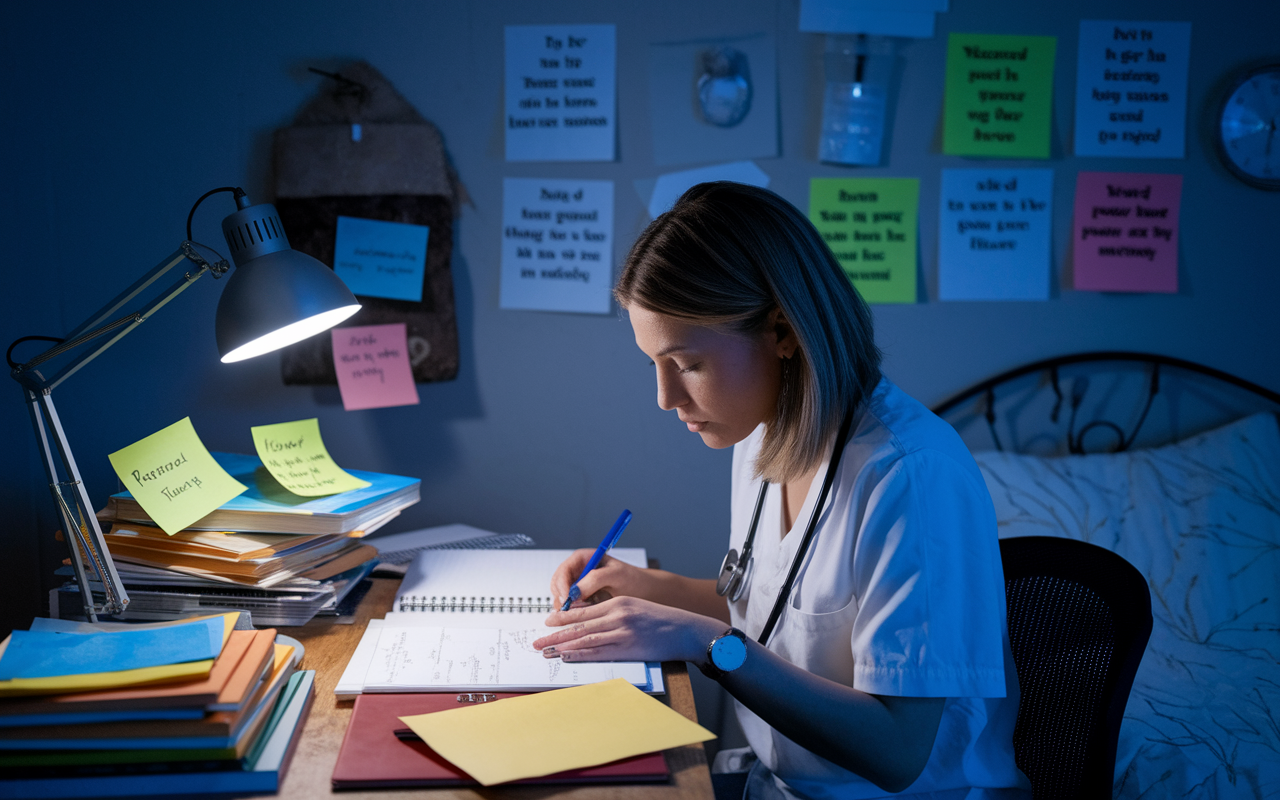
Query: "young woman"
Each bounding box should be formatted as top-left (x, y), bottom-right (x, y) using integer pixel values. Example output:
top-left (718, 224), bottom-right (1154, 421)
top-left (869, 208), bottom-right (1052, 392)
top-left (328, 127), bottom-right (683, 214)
top-left (532, 183), bottom-right (1029, 800)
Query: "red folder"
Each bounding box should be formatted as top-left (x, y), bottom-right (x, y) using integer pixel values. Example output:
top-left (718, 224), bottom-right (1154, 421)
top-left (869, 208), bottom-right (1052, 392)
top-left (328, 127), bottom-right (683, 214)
top-left (331, 693), bottom-right (670, 789)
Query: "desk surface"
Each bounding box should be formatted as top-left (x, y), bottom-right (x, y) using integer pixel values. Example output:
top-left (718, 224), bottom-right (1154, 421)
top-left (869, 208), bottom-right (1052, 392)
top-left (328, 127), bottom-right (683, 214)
top-left (251, 576), bottom-right (713, 800)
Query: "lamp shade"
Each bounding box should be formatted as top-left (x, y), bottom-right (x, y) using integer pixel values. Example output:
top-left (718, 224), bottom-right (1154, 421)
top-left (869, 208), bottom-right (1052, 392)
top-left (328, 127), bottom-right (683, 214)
top-left (215, 200), bottom-right (361, 363)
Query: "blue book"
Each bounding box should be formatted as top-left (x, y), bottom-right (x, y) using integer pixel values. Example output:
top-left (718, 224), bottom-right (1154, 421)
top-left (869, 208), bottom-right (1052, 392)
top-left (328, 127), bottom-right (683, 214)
top-left (100, 452), bottom-right (420, 535)
top-left (0, 671), bottom-right (315, 798)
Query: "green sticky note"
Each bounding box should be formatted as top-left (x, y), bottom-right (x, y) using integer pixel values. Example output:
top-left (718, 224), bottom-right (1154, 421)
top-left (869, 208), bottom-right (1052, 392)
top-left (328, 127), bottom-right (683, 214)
top-left (808, 178), bottom-right (919, 304)
top-left (251, 418), bottom-right (372, 497)
top-left (107, 418), bottom-right (247, 535)
top-left (943, 33), bottom-right (1057, 159)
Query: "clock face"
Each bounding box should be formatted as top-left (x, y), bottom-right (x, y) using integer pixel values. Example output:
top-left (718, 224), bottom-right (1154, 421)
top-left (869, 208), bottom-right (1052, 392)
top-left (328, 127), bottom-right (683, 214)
top-left (1218, 65), bottom-right (1280, 190)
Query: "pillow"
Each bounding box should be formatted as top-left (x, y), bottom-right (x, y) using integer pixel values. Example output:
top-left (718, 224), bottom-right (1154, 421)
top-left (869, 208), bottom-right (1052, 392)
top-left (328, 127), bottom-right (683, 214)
top-left (974, 412), bottom-right (1280, 800)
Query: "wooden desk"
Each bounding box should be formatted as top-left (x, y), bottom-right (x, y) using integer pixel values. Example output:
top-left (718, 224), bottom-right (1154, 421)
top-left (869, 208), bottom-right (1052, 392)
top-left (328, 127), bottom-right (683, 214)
top-left (253, 576), bottom-right (713, 800)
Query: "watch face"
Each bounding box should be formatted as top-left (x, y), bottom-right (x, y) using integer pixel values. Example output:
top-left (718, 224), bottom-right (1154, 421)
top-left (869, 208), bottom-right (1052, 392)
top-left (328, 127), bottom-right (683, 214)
top-left (711, 631), bottom-right (747, 672)
top-left (1218, 65), bottom-right (1280, 190)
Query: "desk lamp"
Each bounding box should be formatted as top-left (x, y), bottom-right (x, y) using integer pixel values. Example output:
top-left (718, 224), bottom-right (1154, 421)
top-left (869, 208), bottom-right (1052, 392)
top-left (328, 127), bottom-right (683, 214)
top-left (8, 187), bottom-right (361, 621)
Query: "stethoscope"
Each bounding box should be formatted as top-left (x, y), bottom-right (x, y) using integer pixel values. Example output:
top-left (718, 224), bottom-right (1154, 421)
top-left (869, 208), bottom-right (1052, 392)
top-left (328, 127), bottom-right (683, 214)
top-left (716, 407), bottom-right (856, 645)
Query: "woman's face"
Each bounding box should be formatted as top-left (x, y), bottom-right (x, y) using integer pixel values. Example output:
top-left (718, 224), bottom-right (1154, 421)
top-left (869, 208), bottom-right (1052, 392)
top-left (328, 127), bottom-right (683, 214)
top-left (628, 306), bottom-right (786, 450)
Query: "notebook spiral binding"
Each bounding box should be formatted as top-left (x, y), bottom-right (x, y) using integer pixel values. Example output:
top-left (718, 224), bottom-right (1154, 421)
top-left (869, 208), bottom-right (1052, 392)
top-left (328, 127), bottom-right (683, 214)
top-left (397, 595), bottom-right (554, 612)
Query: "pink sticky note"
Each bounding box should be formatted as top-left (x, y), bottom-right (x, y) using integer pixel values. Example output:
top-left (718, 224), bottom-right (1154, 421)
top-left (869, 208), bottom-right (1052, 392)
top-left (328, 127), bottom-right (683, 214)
top-left (331, 323), bottom-right (420, 411)
top-left (1072, 171), bottom-right (1182, 293)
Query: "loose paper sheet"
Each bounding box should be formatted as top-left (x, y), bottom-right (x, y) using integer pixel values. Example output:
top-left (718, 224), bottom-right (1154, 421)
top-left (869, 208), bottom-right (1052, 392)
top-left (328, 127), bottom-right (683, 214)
top-left (500, 177), bottom-right (614, 314)
top-left (399, 678), bottom-right (715, 786)
top-left (250, 418), bottom-right (370, 497)
top-left (331, 323), bottom-right (421, 411)
top-left (1073, 171), bottom-right (1182, 293)
top-left (648, 34), bottom-right (778, 166)
top-left (809, 178), bottom-right (919, 304)
top-left (938, 169), bottom-right (1053, 301)
top-left (505, 24), bottom-right (616, 162)
top-left (647, 161), bottom-right (771, 219)
top-left (1073, 21), bottom-right (1192, 158)
top-left (107, 418), bottom-right (247, 535)
top-left (799, 0), bottom-right (944, 37)
top-left (0, 616), bottom-right (222, 680)
top-left (333, 216), bottom-right (430, 302)
top-left (943, 33), bottom-right (1057, 159)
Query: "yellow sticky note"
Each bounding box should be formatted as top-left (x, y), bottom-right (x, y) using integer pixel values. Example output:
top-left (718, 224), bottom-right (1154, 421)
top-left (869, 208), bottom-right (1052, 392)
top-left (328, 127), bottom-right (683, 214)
top-left (250, 418), bottom-right (371, 497)
top-left (399, 678), bottom-right (715, 786)
top-left (107, 418), bottom-right (247, 534)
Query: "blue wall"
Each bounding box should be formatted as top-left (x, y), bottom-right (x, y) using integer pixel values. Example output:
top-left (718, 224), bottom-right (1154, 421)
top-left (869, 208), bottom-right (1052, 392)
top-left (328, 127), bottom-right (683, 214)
top-left (2, 0), bottom-right (1277, 644)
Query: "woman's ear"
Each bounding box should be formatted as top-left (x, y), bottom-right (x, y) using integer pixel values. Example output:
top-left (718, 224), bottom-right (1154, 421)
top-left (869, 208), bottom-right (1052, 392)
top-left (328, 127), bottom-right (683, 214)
top-left (768, 308), bottom-right (798, 359)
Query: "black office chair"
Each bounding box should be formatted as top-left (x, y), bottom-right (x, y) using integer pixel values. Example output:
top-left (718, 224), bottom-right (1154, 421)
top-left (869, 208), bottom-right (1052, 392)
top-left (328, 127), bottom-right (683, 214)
top-left (1000, 535), bottom-right (1153, 800)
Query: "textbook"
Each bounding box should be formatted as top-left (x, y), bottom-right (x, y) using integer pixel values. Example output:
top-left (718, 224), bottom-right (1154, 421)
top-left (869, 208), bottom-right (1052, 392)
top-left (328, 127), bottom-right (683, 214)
top-left (337, 549), bottom-right (659, 696)
top-left (98, 452), bottom-right (420, 535)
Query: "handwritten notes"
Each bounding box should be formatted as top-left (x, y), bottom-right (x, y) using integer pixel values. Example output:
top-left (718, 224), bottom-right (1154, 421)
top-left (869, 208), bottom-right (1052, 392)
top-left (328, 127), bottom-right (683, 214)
top-left (250, 419), bottom-right (370, 497)
top-left (399, 679), bottom-right (715, 786)
top-left (331, 323), bottom-right (421, 411)
top-left (1074, 21), bottom-right (1191, 158)
top-left (505, 24), bottom-right (616, 162)
top-left (500, 177), bottom-right (614, 314)
top-left (809, 178), bottom-right (919, 304)
top-left (1073, 171), bottom-right (1182, 293)
top-left (332, 216), bottom-right (429, 302)
top-left (939, 169), bottom-right (1052, 301)
top-left (944, 34), bottom-right (1056, 159)
top-left (107, 418), bottom-right (247, 535)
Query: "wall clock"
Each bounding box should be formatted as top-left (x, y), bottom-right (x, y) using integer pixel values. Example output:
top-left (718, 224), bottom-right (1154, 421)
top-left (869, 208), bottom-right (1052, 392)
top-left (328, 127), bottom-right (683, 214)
top-left (1216, 64), bottom-right (1280, 190)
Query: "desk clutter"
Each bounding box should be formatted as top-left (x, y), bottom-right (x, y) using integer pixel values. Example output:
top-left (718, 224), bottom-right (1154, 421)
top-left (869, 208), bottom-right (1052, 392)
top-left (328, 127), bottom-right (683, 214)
top-left (330, 548), bottom-right (713, 787)
top-left (0, 613), bottom-right (314, 798)
top-left (49, 451), bottom-right (420, 627)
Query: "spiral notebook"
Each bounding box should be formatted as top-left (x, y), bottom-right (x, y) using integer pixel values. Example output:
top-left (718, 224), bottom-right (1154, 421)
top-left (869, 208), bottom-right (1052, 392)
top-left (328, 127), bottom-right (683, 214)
top-left (336, 549), bottom-right (659, 696)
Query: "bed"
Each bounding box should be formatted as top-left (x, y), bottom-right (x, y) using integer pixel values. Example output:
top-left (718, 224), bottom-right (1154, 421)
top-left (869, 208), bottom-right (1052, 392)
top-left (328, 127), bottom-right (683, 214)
top-left (933, 352), bottom-right (1280, 799)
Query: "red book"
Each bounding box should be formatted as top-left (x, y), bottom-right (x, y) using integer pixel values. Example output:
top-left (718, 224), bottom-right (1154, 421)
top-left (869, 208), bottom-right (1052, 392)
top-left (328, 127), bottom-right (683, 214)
top-left (331, 693), bottom-right (670, 789)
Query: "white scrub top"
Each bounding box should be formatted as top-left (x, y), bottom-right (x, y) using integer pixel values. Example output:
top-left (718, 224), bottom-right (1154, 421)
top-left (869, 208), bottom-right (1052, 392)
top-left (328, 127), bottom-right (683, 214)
top-left (727, 377), bottom-right (1031, 800)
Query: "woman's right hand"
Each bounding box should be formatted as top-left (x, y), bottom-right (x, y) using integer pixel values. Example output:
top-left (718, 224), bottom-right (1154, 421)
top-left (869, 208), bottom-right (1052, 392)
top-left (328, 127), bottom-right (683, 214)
top-left (550, 549), bottom-right (651, 609)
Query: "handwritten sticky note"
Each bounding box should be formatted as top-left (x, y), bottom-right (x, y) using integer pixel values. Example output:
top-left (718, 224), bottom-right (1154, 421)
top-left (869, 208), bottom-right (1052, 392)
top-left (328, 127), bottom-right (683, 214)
top-left (943, 33), bottom-right (1057, 158)
top-left (107, 418), bottom-right (247, 534)
top-left (333, 216), bottom-right (429, 302)
top-left (1073, 171), bottom-right (1181, 293)
top-left (332, 323), bottom-right (420, 411)
top-left (1073, 21), bottom-right (1191, 158)
top-left (939, 169), bottom-right (1053, 301)
top-left (250, 418), bottom-right (370, 497)
top-left (808, 178), bottom-right (919, 304)
top-left (505, 24), bottom-right (617, 162)
top-left (500, 177), bottom-right (614, 314)
top-left (0, 616), bottom-right (222, 680)
top-left (399, 679), bottom-right (714, 786)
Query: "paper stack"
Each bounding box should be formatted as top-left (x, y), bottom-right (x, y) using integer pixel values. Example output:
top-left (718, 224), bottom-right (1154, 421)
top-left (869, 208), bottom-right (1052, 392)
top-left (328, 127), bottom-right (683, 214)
top-left (52, 452), bottom-right (420, 626)
top-left (0, 613), bottom-right (315, 798)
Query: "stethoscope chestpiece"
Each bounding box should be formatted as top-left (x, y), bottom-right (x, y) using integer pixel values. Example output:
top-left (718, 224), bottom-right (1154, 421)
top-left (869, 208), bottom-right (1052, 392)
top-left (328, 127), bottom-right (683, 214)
top-left (716, 547), bottom-right (754, 602)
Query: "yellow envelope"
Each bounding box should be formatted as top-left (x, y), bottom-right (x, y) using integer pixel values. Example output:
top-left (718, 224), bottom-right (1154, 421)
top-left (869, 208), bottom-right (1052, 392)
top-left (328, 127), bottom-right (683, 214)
top-left (398, 678), bottom-right (715, 786)
top-left (107, 418), bottom-right (247, 534)
top-left (250, 418), bottom-right (370, 497)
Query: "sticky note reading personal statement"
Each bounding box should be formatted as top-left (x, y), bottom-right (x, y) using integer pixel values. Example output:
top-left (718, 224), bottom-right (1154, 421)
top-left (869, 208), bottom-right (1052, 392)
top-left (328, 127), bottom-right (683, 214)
top-left (251, 418), bottom-right (370, 497)
top-left (107, 418), bottom-right (247, 534)
top-left (944, 34), bottom-right (1056, 159)
top-left (809, 178), bottom-right (919, 304)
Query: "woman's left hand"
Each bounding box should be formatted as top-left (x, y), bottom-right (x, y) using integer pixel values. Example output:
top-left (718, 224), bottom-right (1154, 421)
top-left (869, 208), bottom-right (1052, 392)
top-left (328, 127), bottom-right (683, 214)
top-left (534, 597), bottom-right (726, 664)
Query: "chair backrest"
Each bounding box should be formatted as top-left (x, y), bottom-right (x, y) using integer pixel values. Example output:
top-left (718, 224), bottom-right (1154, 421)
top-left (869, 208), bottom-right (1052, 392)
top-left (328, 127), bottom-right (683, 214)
top-left (999, 536), bottom-right (1153, 800)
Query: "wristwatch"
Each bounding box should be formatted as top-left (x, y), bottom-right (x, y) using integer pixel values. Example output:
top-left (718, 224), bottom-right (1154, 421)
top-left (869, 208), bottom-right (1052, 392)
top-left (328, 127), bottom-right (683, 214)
top-left (699, 627), bottom-right (748, 680)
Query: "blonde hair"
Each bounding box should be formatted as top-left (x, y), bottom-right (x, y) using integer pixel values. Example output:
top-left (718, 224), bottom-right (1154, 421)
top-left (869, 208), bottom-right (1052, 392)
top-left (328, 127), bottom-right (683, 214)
top-left (615, 182), bottom-right (881, 483)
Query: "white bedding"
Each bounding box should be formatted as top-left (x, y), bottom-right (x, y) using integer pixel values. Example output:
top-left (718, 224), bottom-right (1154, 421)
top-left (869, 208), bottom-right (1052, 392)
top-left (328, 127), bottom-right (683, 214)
top-left (973, 412), bottom-right (1280, 799)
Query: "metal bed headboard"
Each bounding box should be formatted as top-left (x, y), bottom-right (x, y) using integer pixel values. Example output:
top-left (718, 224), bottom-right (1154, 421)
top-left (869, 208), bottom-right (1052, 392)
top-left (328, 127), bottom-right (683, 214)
top-left (931, 351), bottom-right (1280, 456)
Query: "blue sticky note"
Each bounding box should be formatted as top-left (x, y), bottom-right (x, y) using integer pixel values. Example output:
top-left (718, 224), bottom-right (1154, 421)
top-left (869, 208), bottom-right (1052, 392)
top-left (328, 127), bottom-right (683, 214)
top-left (0, 616), bottom-right (222, 680)
top-left (333, 216), bottom-right (430, 302)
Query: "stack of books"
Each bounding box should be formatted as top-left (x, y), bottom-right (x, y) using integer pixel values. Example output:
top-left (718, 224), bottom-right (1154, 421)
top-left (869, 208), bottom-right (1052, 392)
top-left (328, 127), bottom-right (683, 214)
top-left (0, 613), bottom-right (315, 798)
top-left (52, 452), bottom-right (420, 626)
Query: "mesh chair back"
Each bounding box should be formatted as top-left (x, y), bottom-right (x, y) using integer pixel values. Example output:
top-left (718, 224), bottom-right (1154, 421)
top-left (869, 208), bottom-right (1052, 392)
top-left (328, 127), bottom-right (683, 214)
top-left (1000, 536), bottom-right (1152, 800)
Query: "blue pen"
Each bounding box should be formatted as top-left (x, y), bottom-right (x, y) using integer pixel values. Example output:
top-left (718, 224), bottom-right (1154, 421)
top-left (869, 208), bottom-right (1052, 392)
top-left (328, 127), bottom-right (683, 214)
top-left (561, 509), bottom-right (633, 611)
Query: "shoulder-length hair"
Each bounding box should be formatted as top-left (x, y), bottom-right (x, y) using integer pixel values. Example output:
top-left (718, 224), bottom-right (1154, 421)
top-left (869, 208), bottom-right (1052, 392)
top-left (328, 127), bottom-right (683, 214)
top-left (614, 182), bottom-right (881, 483)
